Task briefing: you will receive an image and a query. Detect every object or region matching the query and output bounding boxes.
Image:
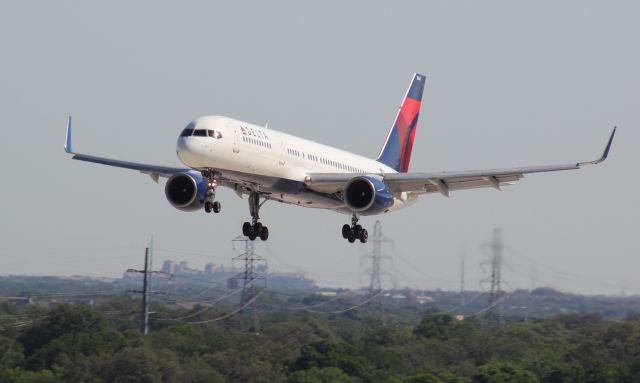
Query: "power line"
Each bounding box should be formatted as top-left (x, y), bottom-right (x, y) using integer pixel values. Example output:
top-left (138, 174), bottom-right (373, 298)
top-left (151, 285), bottom-right (246, 322)
top-left (179, 292), bottom-right (264, 325)
top-left (302, 291), bottom-right (384, 314)
top-left (467, 292), bottom-right (513, 319)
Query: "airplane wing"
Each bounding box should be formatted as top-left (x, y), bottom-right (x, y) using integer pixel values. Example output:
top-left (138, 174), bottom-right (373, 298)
top-left (64, 117), bottom-right (189, 182)
top-left (305, 127), bottom-right (616, 196)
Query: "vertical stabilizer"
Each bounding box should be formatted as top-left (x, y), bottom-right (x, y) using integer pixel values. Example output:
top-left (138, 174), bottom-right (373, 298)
top-left (376, 74), bottom-right (425, 172)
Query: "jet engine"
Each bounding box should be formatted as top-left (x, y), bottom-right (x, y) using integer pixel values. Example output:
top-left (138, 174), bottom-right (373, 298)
top-left (164, 172), bottom-right (208, 212)
top-left (343, 176), bottom-right (394, 214)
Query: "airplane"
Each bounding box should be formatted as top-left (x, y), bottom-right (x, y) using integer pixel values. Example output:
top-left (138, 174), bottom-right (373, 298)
top-left (64, 74), bottom-right (616, 243)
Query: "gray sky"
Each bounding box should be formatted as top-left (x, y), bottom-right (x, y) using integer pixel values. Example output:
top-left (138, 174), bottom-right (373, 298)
top-left (0, 1), bottom-right (638, 295)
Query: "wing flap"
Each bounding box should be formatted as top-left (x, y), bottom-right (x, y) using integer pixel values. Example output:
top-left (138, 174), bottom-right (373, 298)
top-left (421, 174), bottom-right (522, 195)
top-left (382, 164), bottom-right (578, 193)
top-left (305, 163), bottom-right (579, 195)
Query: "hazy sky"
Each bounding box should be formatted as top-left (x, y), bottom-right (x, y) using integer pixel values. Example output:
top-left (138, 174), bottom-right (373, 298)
top-left (0, 1), bottom-right (638, 295)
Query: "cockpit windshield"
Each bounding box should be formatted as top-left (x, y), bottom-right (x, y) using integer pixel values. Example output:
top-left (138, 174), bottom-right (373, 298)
top-left (180, 127), bottom-right (222, 139)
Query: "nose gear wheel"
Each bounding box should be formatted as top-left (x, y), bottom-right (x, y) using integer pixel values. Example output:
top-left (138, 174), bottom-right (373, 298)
top-left (202, 169), bottom-right (221, 214)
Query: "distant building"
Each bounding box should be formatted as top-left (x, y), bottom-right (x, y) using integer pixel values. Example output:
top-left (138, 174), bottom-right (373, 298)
top-left (48, 298), bottom-right (94, 308)
top-left (161, 260), bottom-right (177, 274)
top-left (268, 272), bottom-right (315, 291)
top-left (317, 291), bottom-right (338, 297)
top-left (204, 263), bottom-right (216, 274)
top-left (138, 259), bottom-right (315, 291)
top-left (415, 295), bottom-right (434, 304)
top-left (4, 297), bottom-right (34, 307)
top-left (178, 261), bottom-right (191, 274)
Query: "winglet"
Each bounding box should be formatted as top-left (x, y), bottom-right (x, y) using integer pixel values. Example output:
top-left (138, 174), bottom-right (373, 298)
top-left (578, 127), bottom-right (616, 166)
top-left (64, 116), bottom-right (73, 154)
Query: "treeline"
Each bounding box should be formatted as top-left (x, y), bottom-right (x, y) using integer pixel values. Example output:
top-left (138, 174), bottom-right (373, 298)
top-left (2, 299), bottom-right (640, 382)
top-left (3, 276), bottom-right (640, 321)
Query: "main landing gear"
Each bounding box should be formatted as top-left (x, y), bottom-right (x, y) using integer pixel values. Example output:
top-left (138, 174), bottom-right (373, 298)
top-left (202, 170), bottom-right (221, 214)
top-left (342, 214), bottom-right (368, 243)
top-left (242, 192), bottom-right (269, 241)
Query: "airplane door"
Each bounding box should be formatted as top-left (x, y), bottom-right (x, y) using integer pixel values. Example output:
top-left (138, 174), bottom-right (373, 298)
top-left (232, 125), bottom-right (240, 154)
top-left (278, 137), bottom-right (286, 166)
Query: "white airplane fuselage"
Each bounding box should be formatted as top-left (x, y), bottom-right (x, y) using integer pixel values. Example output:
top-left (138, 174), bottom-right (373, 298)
top-left (176, 115), bottom-right (417, 214)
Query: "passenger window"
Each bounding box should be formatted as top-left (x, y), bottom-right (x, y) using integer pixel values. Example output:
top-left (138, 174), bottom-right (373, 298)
top-left (180, 128), bottom-right (194, 137)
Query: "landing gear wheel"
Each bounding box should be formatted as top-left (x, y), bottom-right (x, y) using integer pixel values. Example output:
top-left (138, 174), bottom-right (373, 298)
top-left (259, 226), bottom-right (269, 241)
top-left (242, 222), bottom-right (251, 236)
top-left (248, 227), bottom-right (258, 241)
top-left (359, 229), bottom-right (368, 243)
top-left (243, 192), bottom-right (270, 241)
top-left (354, 225), bottom-right (362, 238)
top-left (343, 214), bottom-right (368, 243)
top-left (202, 169), bottom-right (219, 214)
top-left (342, 224), bottom-right (350, 239)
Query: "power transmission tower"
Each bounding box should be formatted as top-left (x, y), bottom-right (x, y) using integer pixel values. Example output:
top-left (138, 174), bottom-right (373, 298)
top-left (361, 221), bottom-right (394, 323)
top-left (231, 236), bottom-right (266, 334)
top-left (127, 247), bottom-right (165, 334)
top-left (460, 252), bottom-right (466, 306)
top-left (481, 228), bottom-right (505, 328)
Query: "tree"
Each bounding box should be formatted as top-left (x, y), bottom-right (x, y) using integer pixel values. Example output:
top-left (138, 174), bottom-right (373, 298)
top-left (403, 373), bottom-right (444, 383)
top-left (288, 367), bottom-right (359, 383)
top-left (473, 361), bottom-right (538, 383)
top-left (292, 340), bottom-right (374, 380)
top-left (18, 304), bottom-right (126, 371)
top-left (99, 347), bottom-right (163, 383)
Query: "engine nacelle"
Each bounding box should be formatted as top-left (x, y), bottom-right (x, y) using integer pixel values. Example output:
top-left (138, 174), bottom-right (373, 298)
top-left (164, 172), bottom-right (208, 212)
top-left (343, 176), bottom-right (394, 214)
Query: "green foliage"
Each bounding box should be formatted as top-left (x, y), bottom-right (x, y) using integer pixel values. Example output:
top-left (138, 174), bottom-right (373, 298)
top-left (288, 367), bottom-right (358, 383)
top-left (100, 347), bottom-right (163, 382)
top-left (414, 314), bottom-right (457, 340)
top-left (292, 339), bottom-right (374, 380)
top-left (17, 304), bottom-right (126, 372)
top-left (473, 361), bottom-right (538, 383)
top-left (0, 368), bottom-right (57, 383)
top-left (403, 373), bottom-right (445, 383)
top-left (2, 299), bottom-right (640, 382)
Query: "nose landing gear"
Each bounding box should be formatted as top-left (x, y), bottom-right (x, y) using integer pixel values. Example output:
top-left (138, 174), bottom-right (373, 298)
top-left (204, 200), bottom-right (221, 213)
top-left (342, 214), bottom-right (368, 243)
top-left (202, 170), bottom-right (221, 214)
top-left (242, 192), bottom-right (269, 241)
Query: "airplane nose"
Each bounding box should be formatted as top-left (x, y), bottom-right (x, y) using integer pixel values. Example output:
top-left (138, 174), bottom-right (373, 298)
top-left (176, 137), bottom-right (197, 166)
